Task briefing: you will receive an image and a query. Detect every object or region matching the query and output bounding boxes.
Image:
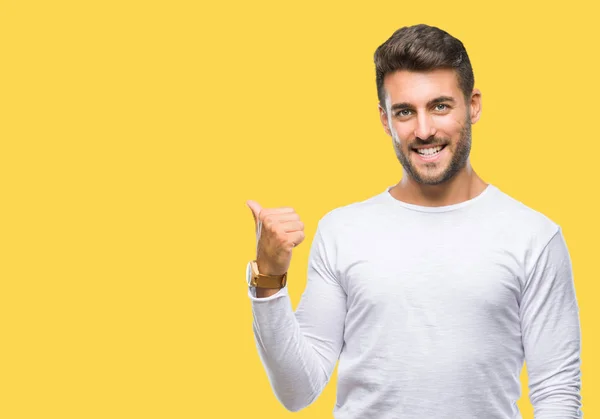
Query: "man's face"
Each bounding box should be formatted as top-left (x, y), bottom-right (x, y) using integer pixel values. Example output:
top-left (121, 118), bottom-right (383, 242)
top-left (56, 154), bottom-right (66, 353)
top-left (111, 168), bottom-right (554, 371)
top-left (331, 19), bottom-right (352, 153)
top-left (379, 69), bottom-right (481, 185)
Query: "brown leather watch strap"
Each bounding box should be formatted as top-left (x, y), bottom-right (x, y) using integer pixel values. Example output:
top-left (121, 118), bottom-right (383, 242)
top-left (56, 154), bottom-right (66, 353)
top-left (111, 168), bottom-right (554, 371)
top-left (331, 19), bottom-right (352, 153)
top-left (251, 272), bottom-right (287, 289)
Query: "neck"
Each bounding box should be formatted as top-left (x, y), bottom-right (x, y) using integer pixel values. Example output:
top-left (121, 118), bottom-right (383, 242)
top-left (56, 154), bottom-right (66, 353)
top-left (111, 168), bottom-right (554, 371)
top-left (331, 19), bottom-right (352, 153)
top-left (390, 163), bottom-right (488, 207)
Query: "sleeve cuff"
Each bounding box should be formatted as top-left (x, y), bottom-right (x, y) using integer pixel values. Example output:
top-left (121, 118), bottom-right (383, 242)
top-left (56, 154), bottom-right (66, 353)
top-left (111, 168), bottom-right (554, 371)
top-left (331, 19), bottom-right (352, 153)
top-left (247, 284), bottom-right (289, 301)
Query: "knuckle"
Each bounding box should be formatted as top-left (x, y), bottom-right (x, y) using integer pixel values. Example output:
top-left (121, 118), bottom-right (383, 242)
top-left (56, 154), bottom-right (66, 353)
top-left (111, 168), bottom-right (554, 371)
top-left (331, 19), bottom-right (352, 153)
top-left (263, 214), bottom-right (276, 228)
top-left (272, 225), bottom-right (284, 237)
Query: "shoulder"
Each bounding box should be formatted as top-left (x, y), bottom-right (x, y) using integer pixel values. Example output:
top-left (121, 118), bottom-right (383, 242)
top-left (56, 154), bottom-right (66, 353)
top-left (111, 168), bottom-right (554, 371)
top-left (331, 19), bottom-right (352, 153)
top-left (490, 184), bottom-right (560, 238)
top-left (316, 189), bottom-right (388, 234)
top-left (487, 185), bottom-right (563, 273)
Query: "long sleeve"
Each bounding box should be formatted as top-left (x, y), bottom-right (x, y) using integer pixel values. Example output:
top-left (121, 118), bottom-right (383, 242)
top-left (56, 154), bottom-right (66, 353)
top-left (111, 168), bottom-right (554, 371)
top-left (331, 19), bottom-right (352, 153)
top-left (520, 227), bottom-right (583, 418)
top-left (247, 219), bottom-right (347, 412)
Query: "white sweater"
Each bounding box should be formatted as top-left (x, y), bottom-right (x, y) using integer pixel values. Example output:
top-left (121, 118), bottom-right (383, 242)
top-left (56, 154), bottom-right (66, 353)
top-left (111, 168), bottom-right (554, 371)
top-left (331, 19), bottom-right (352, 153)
top-left (247, 184), bottom-right (583, 418)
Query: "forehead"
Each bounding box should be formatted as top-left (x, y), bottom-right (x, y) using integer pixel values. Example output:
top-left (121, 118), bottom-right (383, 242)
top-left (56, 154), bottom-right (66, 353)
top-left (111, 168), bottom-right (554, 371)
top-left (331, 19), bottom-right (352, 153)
top-left (383, 68), bottom-right (462, 106)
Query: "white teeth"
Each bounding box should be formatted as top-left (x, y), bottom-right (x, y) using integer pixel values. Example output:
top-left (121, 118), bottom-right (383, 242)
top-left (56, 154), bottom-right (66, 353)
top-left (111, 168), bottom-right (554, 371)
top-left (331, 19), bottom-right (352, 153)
top-left (416, 145), bottom-right (443, 155)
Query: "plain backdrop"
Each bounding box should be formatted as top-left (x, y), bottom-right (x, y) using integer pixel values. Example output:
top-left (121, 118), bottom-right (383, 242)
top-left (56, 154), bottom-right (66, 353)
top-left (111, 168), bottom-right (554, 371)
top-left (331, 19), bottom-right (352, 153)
top-left (0, 1), bottom-right (597, 417)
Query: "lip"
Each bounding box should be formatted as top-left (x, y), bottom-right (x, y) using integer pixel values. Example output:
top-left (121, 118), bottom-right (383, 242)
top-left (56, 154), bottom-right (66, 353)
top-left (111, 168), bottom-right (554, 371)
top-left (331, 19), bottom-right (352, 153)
top-left (412, 144), bottom-right (447, 162)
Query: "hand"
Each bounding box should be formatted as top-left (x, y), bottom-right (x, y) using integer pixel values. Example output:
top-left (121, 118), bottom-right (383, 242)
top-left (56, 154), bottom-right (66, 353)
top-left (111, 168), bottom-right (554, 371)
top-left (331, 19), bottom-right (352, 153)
top-left (247, 200), bottom-right (306, 276)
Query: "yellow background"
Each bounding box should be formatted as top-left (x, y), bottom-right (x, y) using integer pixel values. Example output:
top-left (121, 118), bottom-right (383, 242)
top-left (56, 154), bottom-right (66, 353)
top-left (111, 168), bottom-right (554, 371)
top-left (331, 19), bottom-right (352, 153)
top-left (0, 1), bottom-right (597, 417)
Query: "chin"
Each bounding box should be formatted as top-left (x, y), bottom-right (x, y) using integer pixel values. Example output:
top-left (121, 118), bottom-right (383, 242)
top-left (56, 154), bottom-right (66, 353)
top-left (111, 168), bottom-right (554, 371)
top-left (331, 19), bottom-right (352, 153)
top-left (418, 177), bottom-right (450, 186)
top-left (414, 167), bottom-right (453, 185)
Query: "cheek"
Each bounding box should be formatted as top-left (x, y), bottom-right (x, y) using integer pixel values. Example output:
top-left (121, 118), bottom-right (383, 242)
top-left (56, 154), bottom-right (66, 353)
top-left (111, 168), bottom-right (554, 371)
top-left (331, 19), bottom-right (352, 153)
top-left (436, 116), bottom-right (465, 136)
top-left (391, 131), bottom-right (409, 152)
top-left (391, 124), bottom-right (411, 145)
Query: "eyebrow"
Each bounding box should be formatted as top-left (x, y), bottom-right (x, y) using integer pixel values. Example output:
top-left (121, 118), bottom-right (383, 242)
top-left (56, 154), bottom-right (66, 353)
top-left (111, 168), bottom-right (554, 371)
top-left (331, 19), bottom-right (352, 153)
top-left (390, 96), bottom-right (456, 111)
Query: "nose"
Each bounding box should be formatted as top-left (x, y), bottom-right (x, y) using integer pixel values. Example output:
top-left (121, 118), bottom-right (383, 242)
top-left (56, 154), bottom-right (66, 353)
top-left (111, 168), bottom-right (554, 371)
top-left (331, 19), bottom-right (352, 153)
top-left (414, 112), bottom-right (436, 140)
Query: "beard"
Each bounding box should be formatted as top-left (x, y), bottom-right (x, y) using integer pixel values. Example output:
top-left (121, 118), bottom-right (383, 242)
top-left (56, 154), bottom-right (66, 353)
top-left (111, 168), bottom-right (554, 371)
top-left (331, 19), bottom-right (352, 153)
top-left (392, 116), bottom-right (472, 186)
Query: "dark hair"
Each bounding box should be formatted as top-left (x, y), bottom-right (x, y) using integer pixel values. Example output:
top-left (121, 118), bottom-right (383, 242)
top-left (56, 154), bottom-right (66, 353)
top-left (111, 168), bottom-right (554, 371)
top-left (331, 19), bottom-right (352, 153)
top-left (374, 24), bottom-right (474, 109)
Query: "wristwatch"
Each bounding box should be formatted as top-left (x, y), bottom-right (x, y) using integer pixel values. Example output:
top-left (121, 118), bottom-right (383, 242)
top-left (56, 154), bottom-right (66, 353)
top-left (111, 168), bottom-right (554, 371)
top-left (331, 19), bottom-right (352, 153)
top-left (246, 260), bottom-right (287, 289)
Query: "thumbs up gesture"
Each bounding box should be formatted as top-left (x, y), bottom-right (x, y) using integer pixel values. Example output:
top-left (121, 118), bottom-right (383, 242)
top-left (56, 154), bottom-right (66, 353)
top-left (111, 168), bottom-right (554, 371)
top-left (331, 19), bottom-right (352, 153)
top-left (247, 200), bottom-right (306, 276)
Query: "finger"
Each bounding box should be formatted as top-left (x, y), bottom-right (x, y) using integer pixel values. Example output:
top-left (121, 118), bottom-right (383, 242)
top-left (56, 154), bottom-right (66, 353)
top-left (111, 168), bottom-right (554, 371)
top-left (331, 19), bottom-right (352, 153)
top-left (246, 200), bottom-right (262, 226)
top-left (288, 231), bottom-right (306, 248)
top-left (246, 201), bottom-right (264, 252)
top-left (264, 213), bottom-right (300, 224)
top-left (246, 200), bottom-right (264, 240)
top-left (259, 207), bottom-right (295, 219)
top-left (282, 220), bottom-right (304, 232)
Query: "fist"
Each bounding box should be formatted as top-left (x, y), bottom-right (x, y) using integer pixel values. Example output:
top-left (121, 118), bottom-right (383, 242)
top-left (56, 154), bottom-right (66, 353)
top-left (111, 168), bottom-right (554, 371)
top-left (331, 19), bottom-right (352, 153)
top-left (247, 200), bottom-right (306, 276)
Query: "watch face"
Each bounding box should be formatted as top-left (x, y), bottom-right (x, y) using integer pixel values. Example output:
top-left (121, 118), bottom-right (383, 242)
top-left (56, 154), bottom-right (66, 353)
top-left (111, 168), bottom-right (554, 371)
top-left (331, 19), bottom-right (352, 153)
top-left (246, 261), bottom-right (253, 286)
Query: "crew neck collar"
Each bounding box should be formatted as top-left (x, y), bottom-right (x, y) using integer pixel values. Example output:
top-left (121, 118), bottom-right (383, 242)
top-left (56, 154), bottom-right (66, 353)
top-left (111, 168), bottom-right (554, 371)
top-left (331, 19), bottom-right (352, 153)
top-left (382, 183), bottom-right (496, 213)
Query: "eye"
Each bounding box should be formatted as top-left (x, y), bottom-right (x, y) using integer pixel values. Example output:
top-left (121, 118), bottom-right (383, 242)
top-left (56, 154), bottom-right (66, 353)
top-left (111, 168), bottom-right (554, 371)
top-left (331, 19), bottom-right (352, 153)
top-left (434, 104), bottom-right (448, 111)
top-left (395, 109), bottom-right (412, 117)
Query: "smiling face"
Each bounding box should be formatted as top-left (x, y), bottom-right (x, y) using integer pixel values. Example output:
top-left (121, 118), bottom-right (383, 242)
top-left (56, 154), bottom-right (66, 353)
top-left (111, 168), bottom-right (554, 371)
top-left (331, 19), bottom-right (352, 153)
top-left (379, 69), bottom-right (481, 186)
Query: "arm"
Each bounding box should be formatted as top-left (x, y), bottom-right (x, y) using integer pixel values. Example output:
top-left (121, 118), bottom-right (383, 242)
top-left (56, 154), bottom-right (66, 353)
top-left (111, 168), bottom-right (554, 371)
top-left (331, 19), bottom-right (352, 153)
top-left (248, 220), bottom-right (347, 412)
top-left (520, 227), bottom-right (583, 418)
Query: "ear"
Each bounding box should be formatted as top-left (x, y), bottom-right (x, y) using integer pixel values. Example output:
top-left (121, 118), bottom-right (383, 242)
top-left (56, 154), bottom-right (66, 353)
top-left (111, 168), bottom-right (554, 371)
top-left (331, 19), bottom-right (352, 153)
top-left (378, 104), bottom-right (392, 136)
top-left (469, 88), bottom-right (482, 124)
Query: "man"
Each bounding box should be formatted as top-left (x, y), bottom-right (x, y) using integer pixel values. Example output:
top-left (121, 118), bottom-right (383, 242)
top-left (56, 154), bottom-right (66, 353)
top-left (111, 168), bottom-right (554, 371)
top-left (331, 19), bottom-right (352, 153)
top-left (245, 24), bottom-right (583, 418)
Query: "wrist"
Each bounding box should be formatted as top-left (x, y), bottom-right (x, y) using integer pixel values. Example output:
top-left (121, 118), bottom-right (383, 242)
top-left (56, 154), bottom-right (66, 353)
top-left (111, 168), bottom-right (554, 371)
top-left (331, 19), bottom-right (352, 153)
top-left (256, 259), bottom-right (285, 276)
top-left (256, 287), bottom-right (282, 298)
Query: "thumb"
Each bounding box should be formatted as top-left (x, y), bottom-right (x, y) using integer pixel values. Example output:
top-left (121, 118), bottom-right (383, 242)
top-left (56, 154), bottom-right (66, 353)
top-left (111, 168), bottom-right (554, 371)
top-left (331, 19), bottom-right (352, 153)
top-left (246, 200), bottom-right (262, 228)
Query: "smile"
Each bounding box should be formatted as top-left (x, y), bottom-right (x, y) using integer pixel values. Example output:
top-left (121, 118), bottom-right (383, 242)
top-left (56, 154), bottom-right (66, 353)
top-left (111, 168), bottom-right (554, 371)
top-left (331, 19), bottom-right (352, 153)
top-left (413, 144), bottom-right (447, 162)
